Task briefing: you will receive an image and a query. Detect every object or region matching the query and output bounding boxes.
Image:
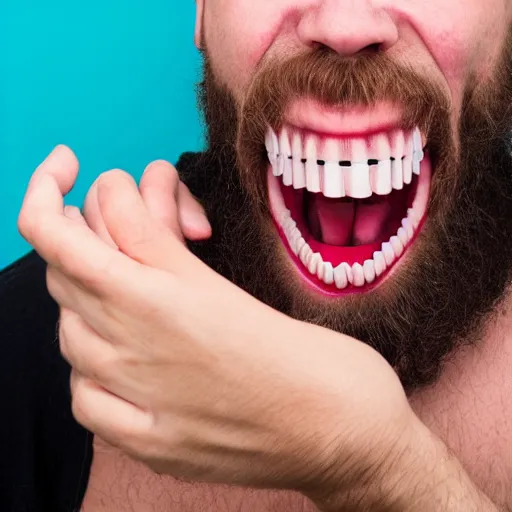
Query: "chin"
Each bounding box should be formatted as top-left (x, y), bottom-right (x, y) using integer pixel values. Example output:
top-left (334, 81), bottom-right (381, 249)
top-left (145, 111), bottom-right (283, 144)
top-left (265, 114), bottom-right (431, 297)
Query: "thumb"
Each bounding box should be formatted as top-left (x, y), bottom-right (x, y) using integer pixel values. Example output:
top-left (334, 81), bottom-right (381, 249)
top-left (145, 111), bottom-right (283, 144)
top-left (96, 170), bottom-right (187, 273)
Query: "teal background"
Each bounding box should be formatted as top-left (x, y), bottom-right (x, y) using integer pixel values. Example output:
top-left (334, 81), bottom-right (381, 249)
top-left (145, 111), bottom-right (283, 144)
top-left (1, 1), bottom-right (204, 269)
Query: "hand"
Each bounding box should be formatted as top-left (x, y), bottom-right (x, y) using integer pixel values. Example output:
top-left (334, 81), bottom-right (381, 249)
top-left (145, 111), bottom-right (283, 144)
top-left (19, 146), bottom-right (422, 507)
top-left (82, 158), bottom-right (212, 247)
top-left (81, 157), bottom-right (211, 461)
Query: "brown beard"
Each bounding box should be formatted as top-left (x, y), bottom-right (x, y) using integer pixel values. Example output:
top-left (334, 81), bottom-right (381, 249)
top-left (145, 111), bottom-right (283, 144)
top-left (188, 38), bottom-right (512, 391)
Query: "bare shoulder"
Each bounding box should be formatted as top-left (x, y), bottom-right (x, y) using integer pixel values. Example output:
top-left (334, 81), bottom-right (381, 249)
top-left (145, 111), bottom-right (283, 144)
top-left (410, 293), bottom-right (512, 508)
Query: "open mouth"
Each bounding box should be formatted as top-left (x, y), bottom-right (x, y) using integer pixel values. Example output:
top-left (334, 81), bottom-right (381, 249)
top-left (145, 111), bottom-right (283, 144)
top-left (266, 123), bottom-right (430, 293)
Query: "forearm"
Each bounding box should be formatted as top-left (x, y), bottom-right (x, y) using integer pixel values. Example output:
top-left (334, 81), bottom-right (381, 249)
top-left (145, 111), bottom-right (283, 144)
top-left (311, 419), bottom-right (501, 512)
top-left (388, 422), bottom-right (499, 512)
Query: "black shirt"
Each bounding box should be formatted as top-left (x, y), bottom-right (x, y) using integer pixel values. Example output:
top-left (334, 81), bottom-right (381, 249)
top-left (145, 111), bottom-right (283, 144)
top-left (0, 152), bottom-right (214, 512)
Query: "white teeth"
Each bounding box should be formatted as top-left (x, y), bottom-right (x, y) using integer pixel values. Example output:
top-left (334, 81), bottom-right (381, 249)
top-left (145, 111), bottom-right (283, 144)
top-left (308, 253), bottom-right (322, 275)
top-left (397, 227), bottom-right (408, 246)
top-left (402, 218), bottom-right (414, 239)
top-left (266, 129), bottom-right (279, 168)
top-left (381, 242), bottom-right (395, 266)
top-left (407, 208), bottom-right (419, 229)
top-left (373, 159), bottom-right (392, 195)
top-left (413, 152), bottom-right (421, 175)
top-left (323, 139), bottom-right (344, 198)
top-left (283, 217), bottom-right (296, 233)
top-left (412, 127), bottom-right (424, 175)
top-left (294, 237), bottom-right (306, 256)
top-left (373, 251), bottom-right (386, 277)
top-left (323, 262), bottom-right (335, 285)
top-left (292, 132), bottom-right (306, 189)
top-left (265, 131), bottom-right (276, 168)
top-left (343, 262), bottom-right (354, 285)
top-left (305, 135), bottom-right (321, 193)
top-left (352, 263), bottom-right (365, 287)
top-left (413, 127), bottom-right (423, 155)
top-left (276, 197), bottom-right (421, 288)
top-left (349, 163), bottom-right (372, 199)
top-left (277, 154), bottom-right (285, 177)
top-left (363, 260), bottom-right (376, 284)
top-left (334, 264), bottom-right (348, 289)
top-left (299, 243), bottom-right (311, 265)
top-left (268, 126), bottom-right (424, 198)
top-left (268, 124), bottom-right (429, 289)
top-left (403, 132), bottom-right (414, 185)
top-left (290, 230), bottom-right (301, 254)
top-left (391, 131), bottom-right (405, 190)
top-left (280, 209), bottom-right (291, 225)
top-left (280, 128), bottom-right (293, 186)
top-left (317, 260), bottom-right (325, 281)
top-left (348, 139), bottom-right (372, 198)
top-left (323, 162), bottom-right (343, 198)
top-left (390, 236), bottom-right (404, 257)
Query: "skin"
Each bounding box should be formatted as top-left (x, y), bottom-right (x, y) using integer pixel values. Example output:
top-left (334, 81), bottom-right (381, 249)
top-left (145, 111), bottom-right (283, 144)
top-left (16, 0), bottom-right (512, 510)
top-left (16, 148), bottom-right (508, 511)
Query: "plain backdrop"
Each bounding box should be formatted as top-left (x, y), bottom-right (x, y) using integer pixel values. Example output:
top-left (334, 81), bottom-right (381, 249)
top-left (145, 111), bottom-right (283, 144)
top-left (1, 1), bottom-right (204, 268)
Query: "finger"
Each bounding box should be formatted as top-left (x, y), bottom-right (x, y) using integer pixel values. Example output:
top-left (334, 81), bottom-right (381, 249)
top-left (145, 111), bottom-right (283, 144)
top-left (59, 308), bottom-right (123, 389)
top-left (139, 161), bottom-right (211, 241)
top-left (177, 182), bottom-right (212, 241)
top-left (139, 160), bottom-right (183, 241)
top-left (64, 205), bottom-right (87, 225)
top-left (19, 145), bottom-right (78, 241)
top-left (70, 370), bottom-right (152, 453)
top-left (19, 155), bottom-right (144, 297)
top-left (29, 145), bottom-right (79, 197)
top-left (97, 170), bottom-right (189, 272)
top-left (47, 265), bottom-right (125, 342)
top-left (82, 178), bottom-right (118, 248)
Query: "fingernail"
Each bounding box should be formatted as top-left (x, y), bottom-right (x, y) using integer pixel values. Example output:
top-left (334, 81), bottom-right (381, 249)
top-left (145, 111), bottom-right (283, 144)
top-left (41, 145), bottom-right (64, 165)
top-left (64, 205), bottom-right (84, 221)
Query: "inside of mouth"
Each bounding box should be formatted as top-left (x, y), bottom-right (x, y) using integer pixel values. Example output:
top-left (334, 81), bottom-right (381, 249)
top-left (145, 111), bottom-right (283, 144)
top-left (281, 177), bottom-right (418, 267)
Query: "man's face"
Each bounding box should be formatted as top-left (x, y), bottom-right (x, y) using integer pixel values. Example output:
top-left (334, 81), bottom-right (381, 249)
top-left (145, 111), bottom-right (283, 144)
top-left (194, 0), bottom-right (512, 389)
top-left (199, 0), bottom-right (510, 121)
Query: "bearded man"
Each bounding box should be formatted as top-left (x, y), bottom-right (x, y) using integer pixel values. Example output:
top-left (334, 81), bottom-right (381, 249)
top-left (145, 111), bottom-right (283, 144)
top-left (2, 0), bottom-right (512, 510)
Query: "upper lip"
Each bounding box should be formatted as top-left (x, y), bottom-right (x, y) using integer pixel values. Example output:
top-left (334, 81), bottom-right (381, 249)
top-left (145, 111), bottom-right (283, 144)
top-left (284, 99), bottom-right (406, 139)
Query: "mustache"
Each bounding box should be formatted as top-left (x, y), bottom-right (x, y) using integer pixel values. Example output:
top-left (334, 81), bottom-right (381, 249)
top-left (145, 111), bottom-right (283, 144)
top-left (235, 48), bottom-right (452, 203)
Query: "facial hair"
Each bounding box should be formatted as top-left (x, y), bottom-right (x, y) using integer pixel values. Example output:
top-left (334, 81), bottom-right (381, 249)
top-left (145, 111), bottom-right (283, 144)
top-left (186, 38), bottom-right (512, 391)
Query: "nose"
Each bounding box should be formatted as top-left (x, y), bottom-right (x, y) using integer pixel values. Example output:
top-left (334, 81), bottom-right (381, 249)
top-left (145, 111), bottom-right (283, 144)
top-left (296, 0), bottom-right (399, 56)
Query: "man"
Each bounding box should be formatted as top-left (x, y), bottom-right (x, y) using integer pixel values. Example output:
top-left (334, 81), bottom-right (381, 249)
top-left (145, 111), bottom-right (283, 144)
top-left (2, 0), bottom-right (512, 510)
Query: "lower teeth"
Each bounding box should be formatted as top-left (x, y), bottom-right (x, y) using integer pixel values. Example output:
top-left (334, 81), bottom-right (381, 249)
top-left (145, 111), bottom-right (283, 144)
top-left (281, 206), bottom-right (420, 289)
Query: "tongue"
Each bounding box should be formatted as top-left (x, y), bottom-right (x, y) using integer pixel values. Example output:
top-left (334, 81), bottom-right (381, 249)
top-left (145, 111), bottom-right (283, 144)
top-left (308, 195), bottom-right (355, 245)
top-left (352, 200), bottom-right (393, 245)
top-left (308, 194), bottom-right (393, 246)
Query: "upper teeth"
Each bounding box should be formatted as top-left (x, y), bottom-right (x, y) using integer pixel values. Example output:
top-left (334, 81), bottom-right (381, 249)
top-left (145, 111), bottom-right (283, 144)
top-left (265, 126), bottom-right (425, 198)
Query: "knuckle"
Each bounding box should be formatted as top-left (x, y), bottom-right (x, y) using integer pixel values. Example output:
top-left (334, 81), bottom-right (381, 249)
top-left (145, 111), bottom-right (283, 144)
top-left (58, 314), bottom-right (77, 362)
top-left (70, 381), bottom-right (89, 427)
top-left (17, 209), bottom-right (32, 239)
top-left (45, 266), bottom-right (61, 302)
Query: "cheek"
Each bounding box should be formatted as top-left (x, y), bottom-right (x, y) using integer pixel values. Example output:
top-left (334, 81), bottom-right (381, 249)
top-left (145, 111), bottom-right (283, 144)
top-left (204, 0), bottom-right (307, 97)
top-left (404, 1), bottom-right (509, 102)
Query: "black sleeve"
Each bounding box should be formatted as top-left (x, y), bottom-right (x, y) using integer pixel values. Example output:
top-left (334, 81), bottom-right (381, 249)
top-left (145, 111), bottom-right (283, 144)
top-left (0, 251), bottom-right (93, 512)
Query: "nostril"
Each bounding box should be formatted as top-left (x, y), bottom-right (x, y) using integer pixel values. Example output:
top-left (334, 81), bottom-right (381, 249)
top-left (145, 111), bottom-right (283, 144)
top-left (362, 43), bottom-right (382, 54)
